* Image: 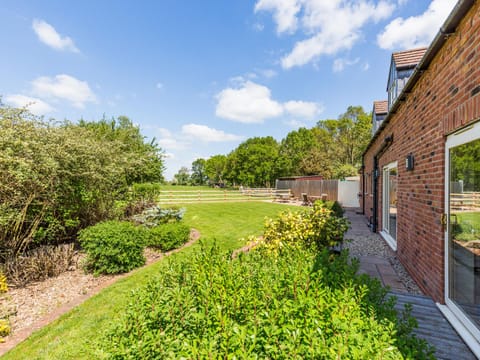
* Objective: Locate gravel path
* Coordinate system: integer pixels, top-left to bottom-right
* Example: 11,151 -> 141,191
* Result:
343,209 -> 423,295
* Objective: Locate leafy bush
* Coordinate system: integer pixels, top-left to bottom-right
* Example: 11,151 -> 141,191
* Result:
145,223 -> 190,251
0,107 -> 164,268
102,244 -> 434,359
78,221 -> 146,275
260,201 -> 349,253
2,244 -> 75,287
317,199 -> 345,218
131,182 -> 162,203
132,205 -> 185,227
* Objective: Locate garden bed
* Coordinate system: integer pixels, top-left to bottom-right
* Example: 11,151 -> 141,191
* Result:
0,229 -> 199,351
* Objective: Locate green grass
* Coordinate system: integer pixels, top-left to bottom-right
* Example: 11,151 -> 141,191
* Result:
3,201 -> 300,359
454,211 -> 480,241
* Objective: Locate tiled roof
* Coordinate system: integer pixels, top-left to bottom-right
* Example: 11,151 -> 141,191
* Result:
373,100 -> 388,114
392,47 -> 427,69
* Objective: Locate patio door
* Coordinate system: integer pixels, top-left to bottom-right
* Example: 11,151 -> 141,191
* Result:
445,121 -> 480,340
382,162 -> 398,250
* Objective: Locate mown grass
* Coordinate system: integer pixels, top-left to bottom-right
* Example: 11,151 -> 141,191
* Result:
3,201 -> 300,359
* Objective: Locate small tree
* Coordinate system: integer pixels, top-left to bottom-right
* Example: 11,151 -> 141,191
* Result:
173,167 -> 191,185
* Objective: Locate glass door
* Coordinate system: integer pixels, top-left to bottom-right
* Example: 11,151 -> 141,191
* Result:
382,162 -> 398,250
446,122 -> 480,338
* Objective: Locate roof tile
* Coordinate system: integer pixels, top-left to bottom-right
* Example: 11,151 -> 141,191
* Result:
392,47 -> 427,69
373,100 -> 388,114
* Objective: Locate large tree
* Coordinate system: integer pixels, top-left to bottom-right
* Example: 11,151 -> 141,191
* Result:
205,154 -> 227,185
173,166 -> 191,185
279,127 -> 318,176
191,158 -> 208,185
225,137 -> 280,187
316,106 -> 371,178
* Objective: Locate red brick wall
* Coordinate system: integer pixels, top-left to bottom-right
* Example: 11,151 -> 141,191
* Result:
361,2 -> 480,303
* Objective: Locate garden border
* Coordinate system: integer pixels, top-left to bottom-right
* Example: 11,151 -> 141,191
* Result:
0,229 -> 200,356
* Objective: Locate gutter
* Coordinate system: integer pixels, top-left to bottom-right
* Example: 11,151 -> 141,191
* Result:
363,0 -> 475,156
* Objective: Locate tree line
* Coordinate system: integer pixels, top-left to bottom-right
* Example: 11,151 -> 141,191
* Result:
174,106 -> 372,187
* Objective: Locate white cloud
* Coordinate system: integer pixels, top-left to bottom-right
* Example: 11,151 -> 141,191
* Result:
259,68 -> 278,78
181,124 -> 243,142
256,0 -> 395,69
156,127 -> 173,138
156,82 -> 164,89
377,0 -> 457,50
255,0 -> 301,34
332,57 -> 360,72
32,19 -> 79,53
284,119 -> 307,128
215,80 -> 284,123
362,62 -> 370,71
157,137 -> 189,150
4,94 -> 54,115
284,100 -> 323,119
31,74 -> 96,108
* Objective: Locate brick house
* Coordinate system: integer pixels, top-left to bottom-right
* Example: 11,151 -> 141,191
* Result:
360,0 -> 480,354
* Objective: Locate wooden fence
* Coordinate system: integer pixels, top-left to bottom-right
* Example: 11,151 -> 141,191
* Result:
451,192 -> 480,211
276,179 -> 339,201
157,188 -> 293,205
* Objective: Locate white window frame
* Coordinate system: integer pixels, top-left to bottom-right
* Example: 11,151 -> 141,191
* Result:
381,161 -> 398,251
439,121 -> 480,358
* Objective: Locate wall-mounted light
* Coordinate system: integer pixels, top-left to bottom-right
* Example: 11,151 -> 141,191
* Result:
406,153 -> 414,171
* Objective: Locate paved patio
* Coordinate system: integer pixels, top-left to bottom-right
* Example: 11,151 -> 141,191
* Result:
344,208 -> 408,292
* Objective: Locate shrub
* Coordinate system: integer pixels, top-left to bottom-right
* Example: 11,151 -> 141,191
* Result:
132,205 -> 185,227
131,182 -> 162,203
145,223 -> 190,251
102,244 -> 434,359
0,271 -> 10,342
0,108 -> 164,263
318,199 -> 345,218
78,221 -> 146,275
0,319 -> 10,341
260,201 -> 349,253
0,272 -> 7,294
2,244 -> 75,287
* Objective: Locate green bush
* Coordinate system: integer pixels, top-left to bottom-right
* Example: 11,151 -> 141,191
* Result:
260,201 -> 349,253
145,223 -> 190,251
131,182 -> 162,203
78,221 -> 146,275
0,108 -> 164,264
321,199 -> 345,218
102,244 -> 434,359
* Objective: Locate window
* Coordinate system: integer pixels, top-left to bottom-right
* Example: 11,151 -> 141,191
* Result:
381,162 -> 398,250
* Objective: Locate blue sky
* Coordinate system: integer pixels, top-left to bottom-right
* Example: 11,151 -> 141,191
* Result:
1,0 -> 457,179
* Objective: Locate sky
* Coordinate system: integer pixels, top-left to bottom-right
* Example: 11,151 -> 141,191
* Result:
1,0 -> 458,180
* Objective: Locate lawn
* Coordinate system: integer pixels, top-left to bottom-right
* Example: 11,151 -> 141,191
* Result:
453,211 -> 480,241
3,201 -> 300,359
